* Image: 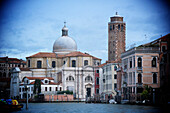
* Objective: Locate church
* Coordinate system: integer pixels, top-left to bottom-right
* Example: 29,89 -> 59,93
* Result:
10,23 -> 101,100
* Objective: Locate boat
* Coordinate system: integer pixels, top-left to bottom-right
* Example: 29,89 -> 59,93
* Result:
0,99 -> 24,112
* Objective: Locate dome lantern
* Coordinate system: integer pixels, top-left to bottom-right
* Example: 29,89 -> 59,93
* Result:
62,22 -> 68,36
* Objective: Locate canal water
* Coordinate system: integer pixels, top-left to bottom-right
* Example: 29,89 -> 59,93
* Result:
12,103 -> 162,113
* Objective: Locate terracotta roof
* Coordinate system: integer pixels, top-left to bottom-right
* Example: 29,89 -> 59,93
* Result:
30,81 -> 44,85
0,57 -> 26,64
26,51 -> 102,60
20,68 -> 31,71
98,60 -> 120,68
26,52 -> 56,58
24,76 -> 54,80
49,82 -> 58,85
65,51 -> 91,57
29,81 -> 59,85
98,63 -> 107,68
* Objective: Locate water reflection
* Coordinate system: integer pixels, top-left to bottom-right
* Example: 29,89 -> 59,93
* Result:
12,103 -> 161,113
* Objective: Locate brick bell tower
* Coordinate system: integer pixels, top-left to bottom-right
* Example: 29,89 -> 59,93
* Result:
108,12 -> 126,61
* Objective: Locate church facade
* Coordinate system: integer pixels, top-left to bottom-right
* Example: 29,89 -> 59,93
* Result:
10,24 -> 101,100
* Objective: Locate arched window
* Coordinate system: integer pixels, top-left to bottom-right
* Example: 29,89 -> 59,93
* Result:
113,25 -> 114,30
37,60 -> 42,68
152,57 -> 156,67
85,76 -> 93,82
121,25 -> 123,31
52,61 -> 56,68
66,76 -> 74,81
138,73 -> 142,83
153,73 -> 157,83
137,57 -> 142,68
72,60 -> 76,67
118,24 -> 120,30
84,60 -> 88,66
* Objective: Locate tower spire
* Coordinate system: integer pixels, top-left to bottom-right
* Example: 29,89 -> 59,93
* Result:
64,21 -> 66,27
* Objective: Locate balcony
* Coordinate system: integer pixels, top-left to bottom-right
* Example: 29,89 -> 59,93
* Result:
136,83 -> 143,87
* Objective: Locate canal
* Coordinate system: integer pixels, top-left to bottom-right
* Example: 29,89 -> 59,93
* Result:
13,103 -> 162,113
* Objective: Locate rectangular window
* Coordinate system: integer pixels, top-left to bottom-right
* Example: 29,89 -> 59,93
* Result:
52,61 -> 56,68
28,60 -> 30,67
96,88 -> 99,94
45,87 -> 47,91
37,60 -> 42,68
129,72 -> 132,85
96,70 -> 99,73
84,60 -> 88,66
133,56 -> 135,67
72,60 -> 76,67
56,87 -> 58,91
49,87 -> 52,91
133,72 -> 135,85
96,77 -> 99,85
114,83 -> 117,90
114,74 -> 117,79
19,88 -> 21,92
103,79 -> 105,83
60,87 -> 62,91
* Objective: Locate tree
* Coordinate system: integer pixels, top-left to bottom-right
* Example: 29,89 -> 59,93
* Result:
33,79 -> 41,94
141,85 -> 152,100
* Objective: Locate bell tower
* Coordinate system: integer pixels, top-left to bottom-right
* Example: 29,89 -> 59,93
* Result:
108,12 -> 126,61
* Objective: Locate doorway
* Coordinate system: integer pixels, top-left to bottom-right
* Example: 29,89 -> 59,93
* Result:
86,88 -> 91,97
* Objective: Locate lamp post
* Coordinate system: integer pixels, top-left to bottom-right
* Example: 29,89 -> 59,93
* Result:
24,83 -> 28,110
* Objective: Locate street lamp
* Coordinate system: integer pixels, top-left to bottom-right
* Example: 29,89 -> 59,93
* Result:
24,83 -> 28,110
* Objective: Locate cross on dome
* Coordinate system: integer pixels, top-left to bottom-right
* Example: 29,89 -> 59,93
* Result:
64,21 -> 66,27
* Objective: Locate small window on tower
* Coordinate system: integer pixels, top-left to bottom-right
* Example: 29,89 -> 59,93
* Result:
110,25 -> 112,31
118,24 -> 120,30
121,25 -> 123,31
113,25 -> 114,30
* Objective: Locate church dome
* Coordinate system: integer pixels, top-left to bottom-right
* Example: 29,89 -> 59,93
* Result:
53,24 -> 77,53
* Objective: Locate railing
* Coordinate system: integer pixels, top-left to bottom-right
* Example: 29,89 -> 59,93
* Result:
136,83 -> 143,87
41,91 -> 58,95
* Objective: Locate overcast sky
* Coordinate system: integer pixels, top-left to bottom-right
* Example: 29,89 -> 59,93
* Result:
0,0 -> 169,63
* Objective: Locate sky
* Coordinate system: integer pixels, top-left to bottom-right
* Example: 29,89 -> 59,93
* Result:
0,0 -> 169,63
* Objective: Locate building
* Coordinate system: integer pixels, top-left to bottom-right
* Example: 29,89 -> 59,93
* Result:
108,12 -> 126,61
10,23 -> 101,101
159,34 -> 170,104
94,68 -> 100,95
0,57 -> 26,98
10,67 -> 32,98
19,76 -> 62,99
99,61 -> 119,102
121,40 -> 160,102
